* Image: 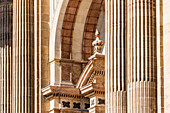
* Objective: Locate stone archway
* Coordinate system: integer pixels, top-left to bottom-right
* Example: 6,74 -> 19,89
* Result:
49,0 -> 105,87
46,0 -> 106,112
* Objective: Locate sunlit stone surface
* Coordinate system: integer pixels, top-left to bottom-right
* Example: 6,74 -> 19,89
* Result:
0,0 -> 169,113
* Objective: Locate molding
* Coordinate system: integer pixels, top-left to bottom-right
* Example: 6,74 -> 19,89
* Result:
80,83 -> 105,98
49,58 -> 89,64
76,53 -> 105,88
49,108 -> 89,112
42,85 -> 88,99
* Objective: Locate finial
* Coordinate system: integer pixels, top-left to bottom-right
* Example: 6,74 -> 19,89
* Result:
95,29 -> 100,37
92,30 -> 103,53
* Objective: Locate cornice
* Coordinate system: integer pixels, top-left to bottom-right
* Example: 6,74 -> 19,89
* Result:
42,85 -> 87,99
49,58 -> 89,64
80,83 -> 105,97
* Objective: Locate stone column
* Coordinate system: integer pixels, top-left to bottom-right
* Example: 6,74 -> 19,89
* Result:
127,0 -> 157,112
163,0 -> 170,112
12,0 -> 34,113
105,0 -> 127,113
0,1 -> 13,113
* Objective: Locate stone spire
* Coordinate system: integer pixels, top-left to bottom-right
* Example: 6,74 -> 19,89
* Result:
92,30 -> 103,54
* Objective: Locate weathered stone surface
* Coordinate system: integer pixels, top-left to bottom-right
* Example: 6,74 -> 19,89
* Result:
0,0 -> 170,113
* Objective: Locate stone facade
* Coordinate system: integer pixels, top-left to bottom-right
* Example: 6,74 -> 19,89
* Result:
0,0 -> 170,113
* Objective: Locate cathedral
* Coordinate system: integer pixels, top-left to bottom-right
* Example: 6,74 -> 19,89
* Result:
0,0 -> 169,113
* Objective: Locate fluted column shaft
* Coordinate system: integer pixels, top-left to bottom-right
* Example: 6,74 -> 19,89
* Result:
0,2 -> 13,113
127,0 -> 157,112
105,0 -> 127,113
13,0 -> 34,113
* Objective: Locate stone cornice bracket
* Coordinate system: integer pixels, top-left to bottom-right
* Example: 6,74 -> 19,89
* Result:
92,29 -> 103,54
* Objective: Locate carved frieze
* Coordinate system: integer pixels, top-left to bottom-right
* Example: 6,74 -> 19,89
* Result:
62,101 -> 70,108
85,103 -> 90,109
73,102 -> 80,109
98,98 -> 105,104
91,99 -> 95,106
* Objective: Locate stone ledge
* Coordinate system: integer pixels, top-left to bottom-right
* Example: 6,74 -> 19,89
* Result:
49,108 -> 89,113
80,83 -> 105,98
42,85 -> 87,99
49,58 -> 89,64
